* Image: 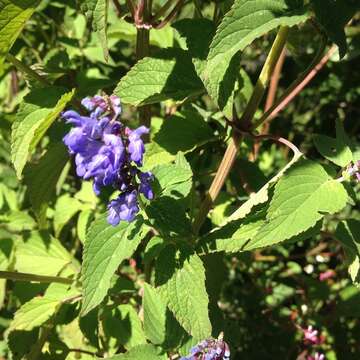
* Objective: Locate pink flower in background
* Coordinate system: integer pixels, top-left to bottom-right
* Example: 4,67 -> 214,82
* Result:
307,352 -> 325,360
319,270 -> 335,281
303,326 -> 320,345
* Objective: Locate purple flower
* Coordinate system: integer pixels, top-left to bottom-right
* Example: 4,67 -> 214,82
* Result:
81,94 -> 121,118
138,171 -> 154,200
181,337 -> 230,360
63,94 -> 154,226
126,126 -> 149,165
107,190 -> 139,225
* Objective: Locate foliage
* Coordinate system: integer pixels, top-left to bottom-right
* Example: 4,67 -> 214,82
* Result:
0,0 -> 359,359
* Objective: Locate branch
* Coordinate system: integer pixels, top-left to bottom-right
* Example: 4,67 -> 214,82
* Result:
253,39 -> 332,129
192,27 -> 290,234
6,53 -> 50,86
153,0 -> 185,29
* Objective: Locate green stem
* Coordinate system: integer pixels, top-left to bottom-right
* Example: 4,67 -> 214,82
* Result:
253,36 -> 328,129
192,27 -> 289,235
240,26 -> 290,129
152,0 -> 176,22
0,271 -> 73,285
6,53 -> 50,86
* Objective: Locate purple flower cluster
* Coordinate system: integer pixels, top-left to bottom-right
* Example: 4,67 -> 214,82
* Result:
62,94 -> 153,226
181,337 -> 230,360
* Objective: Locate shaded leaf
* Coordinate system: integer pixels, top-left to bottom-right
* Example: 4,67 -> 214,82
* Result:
81,215 -> 146,315
156,247 -> 212,340
153,110 -> 215,155
24,142 -> 68,224
335,220 -> 360,285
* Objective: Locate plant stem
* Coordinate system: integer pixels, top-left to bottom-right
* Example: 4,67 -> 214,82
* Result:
154,0 -> 185,29
152,0 -> 176,22
251,47 -> 286,160
239,26 -> 290,129
6,53 -> 50,86
253,39 -> 330,129
0,270 -> 73,285
192,27 -> 289,234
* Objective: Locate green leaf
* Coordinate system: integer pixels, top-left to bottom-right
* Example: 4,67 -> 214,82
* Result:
151,161 -> 192,199
146,161 -> 193,237
24,142 -> 69,224
250,159 -> 348,249
312,0 -> 360,58
205,0 -> 309,110
11,87 -> 75,178
156,247 -> 212,340
54,194 -> 85,237
77,209 -> 94,244
9,283 -> 76,332
143,283 -> 166,345
114,48 -> 204,106
103,304 -> 146,351
313,120 -> 353,167
153,110 -> 215,155
143,283 -> 186,349
81,215 -> 146,316
15,231 -> 73,277
80,0 -> 109,61
142,143 -> 176,172
173,18 -> 240,118
335,220 -> 360,284
200,211 -> 322,254
102,344 -> 167,360
227,152 -> 303,223
0,0 -> 40,66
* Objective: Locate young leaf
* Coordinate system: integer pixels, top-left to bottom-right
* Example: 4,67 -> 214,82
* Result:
24,142 -> 69,224
11,87 -> 75,178
153,110 -> 215,155
103,344 -> 167,360
81,215 -> 146,316
15,231 -> 73,277
335,220 -> 360,285
0,0 -> 40,65
156,247 -> 212,340
80,0 -> 109,61
249,159 -> 348,249
205,0 -> 309,107
114,48 -> 204,106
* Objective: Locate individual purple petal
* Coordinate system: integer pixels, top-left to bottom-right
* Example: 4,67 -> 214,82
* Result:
127,126 -> 149,165
138,171 -> 154,200
107,190 -> 139,225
